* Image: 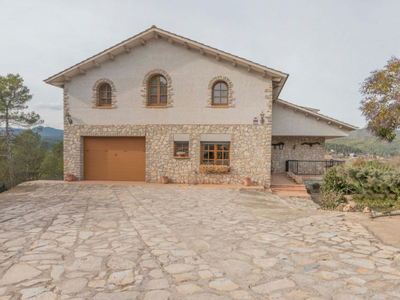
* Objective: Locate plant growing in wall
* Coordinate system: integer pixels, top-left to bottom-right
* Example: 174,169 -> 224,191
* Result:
198,165 -> 230,174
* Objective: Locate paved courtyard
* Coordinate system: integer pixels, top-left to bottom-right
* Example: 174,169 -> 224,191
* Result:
0,182 -> 399,300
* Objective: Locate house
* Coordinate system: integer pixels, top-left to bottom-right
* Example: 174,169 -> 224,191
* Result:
44,26 -> 357,187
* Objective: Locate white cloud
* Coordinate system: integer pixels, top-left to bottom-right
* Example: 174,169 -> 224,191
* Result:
34,102 -> 62,111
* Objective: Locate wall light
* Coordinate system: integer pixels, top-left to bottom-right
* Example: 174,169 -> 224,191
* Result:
65,111 -> 73,125
260,111 -> 265,124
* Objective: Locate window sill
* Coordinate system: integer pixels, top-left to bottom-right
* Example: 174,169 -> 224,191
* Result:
173,156 -> 189,159
199,171 -> 231,174
92,106 -> 114,109
209,105 -> 229,108
146,106 -> 168,108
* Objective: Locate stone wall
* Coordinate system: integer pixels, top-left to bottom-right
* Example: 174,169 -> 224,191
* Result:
64,124 -> 272,187
271,136 -> 325,174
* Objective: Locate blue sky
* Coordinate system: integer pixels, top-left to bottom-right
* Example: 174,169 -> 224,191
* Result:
0,0 -> 399,129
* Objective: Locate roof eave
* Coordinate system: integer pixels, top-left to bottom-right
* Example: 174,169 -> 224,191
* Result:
274,74 -> 289,100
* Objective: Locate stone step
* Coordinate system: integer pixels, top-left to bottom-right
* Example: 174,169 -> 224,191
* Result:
270,184 -> 307,190
271,188 -> 307,193
272,190 -> 311,198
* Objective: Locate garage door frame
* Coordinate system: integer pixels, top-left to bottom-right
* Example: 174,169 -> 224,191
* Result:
83,136 -> 146,181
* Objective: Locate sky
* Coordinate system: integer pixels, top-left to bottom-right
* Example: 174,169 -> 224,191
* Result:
0,0 -> 399,129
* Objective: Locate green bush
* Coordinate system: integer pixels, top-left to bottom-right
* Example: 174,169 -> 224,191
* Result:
364,160 -> 393,172
353,195 -> 400,213
320,167 -> 347,195
321,164 -> 400,212
321,190 -> 346,210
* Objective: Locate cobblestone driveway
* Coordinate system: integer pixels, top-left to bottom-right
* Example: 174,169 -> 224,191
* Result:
0,182 -> 399,300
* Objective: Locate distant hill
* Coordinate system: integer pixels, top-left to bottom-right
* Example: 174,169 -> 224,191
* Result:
0,126 -> 63,148
33,126 -> 63,148
347,128 -> 400,139
326,128 -> 400,157
0,126 -> 63,136
34,126 -> 63,138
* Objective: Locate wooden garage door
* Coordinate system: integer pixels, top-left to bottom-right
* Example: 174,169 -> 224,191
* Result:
84,137 -> 145,181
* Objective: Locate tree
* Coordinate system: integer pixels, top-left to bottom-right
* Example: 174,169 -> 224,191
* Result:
360,56 -> 400,142
0,74 -> 43,187
39,141 -> 63,180
12,130 -> 47,184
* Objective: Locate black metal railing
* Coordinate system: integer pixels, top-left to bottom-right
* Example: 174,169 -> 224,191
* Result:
285,160 -> 345,175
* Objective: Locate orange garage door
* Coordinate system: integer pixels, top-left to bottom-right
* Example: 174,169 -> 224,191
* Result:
84,137 -> 145,181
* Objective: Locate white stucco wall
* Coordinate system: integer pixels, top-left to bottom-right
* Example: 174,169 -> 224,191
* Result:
65,38 -> 272,125
272,102 -> 351,137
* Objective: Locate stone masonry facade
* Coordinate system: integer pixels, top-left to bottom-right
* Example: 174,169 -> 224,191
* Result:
271,136 -> 325,174
64,124 -> 272,187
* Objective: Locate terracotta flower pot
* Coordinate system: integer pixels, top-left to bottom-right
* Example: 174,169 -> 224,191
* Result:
66,174 -> 74,182
161,176 -> 169,184
244,178 -> 251,186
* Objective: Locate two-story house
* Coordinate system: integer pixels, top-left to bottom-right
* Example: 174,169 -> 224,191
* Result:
44,26 -> 357,187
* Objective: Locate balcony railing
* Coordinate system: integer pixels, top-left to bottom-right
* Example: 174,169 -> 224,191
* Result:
285,160 -> 345,175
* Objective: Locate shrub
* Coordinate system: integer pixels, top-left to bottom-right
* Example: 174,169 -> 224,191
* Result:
320,163 -> 400,212
321,190 -> 346,210
353,194 -> 400,213
364,160 -> 393,172
198,165 -> 230,174
352,156 -> 365,167
320,167 -> 347,195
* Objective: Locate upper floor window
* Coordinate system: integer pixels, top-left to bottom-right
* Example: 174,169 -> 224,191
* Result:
212,81 -> 228,106
99,83 -> 112,106
148,75 -> 167,106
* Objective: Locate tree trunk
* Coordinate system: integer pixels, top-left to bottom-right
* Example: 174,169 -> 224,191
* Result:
5,115 -> 14,187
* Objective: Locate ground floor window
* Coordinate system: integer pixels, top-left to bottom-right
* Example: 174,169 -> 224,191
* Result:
174,141 -> 189,157
201,142 -> 230,165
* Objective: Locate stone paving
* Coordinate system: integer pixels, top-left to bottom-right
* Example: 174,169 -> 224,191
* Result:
0,182 -> 399,300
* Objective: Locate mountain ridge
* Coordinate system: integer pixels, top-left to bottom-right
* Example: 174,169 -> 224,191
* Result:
327,128 -> 400,157
0,126 -> 63,137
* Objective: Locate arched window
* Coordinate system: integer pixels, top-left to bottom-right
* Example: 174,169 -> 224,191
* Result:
212,81 -> 228,106
148,75 -> 167,106
99,83 -> 112,106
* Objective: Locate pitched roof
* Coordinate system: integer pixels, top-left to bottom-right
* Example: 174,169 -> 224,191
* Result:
44,26 -> 289,97
275,99 -> 358,130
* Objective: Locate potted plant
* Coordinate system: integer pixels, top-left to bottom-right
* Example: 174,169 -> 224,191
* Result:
161,175 -> 169,184
244,177 -> 251,186
66,174 -> 74,182
176,151 -> 186,157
